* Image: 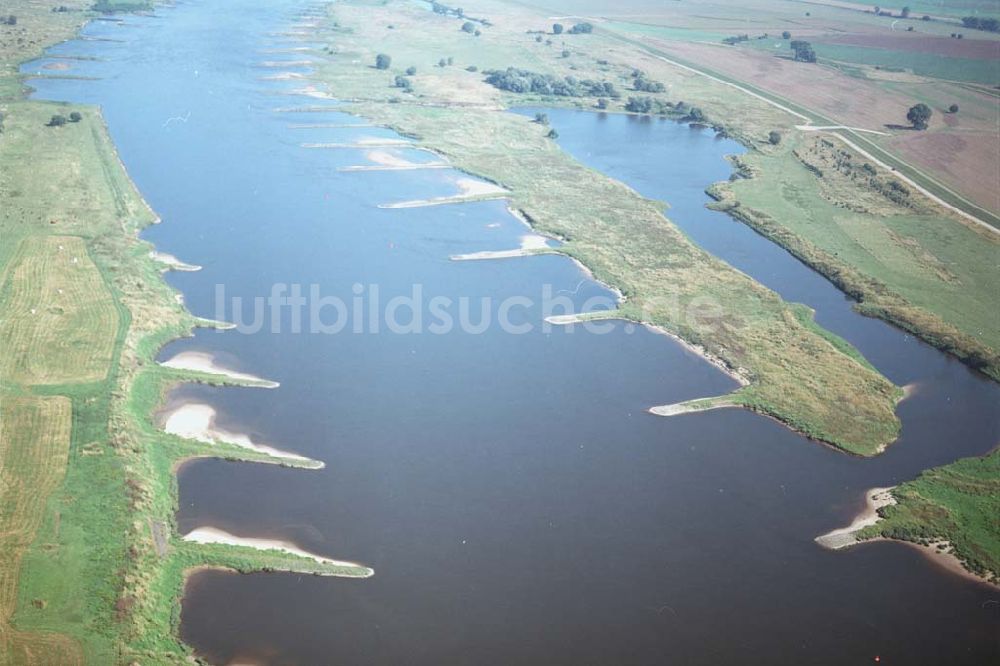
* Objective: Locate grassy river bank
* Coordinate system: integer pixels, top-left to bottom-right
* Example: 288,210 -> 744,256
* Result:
0,3 -> 370,662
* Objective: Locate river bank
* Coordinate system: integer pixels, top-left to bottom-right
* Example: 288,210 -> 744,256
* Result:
817,486 -> 999,589
2,3 -> 373,661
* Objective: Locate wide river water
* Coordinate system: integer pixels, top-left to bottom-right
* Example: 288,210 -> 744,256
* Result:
25,1 -> 999,664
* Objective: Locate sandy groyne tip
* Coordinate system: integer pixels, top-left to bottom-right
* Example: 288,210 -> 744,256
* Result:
184,526 -> 372,576
815,487 -> 896,550
451,234 -> 553,261
150,250 -> 201,272
162,402 -> 321,467
160,351 -> 279,388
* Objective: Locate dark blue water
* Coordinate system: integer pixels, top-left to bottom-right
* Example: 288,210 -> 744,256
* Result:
25,2 -> 1000,665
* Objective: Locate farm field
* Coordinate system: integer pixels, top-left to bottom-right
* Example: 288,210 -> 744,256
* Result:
0,395 -> 81,664
0,236 -> 120,386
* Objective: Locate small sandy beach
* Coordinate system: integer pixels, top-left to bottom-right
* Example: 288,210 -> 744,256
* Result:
815,487 -> 896,550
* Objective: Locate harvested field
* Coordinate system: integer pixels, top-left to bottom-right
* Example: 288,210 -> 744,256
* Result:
652,39 -> 919,131
821,33 -> 1000,59
0,395 -> 80,664
0,236 -> 119,385
889,130 -> 1000,214
646,38 -> 1000,214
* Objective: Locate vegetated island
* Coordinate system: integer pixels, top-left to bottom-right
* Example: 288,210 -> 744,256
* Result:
0,1 -> 370,663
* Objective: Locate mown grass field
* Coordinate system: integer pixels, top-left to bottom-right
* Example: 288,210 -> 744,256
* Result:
0,236 -> 119,385
319,0 -> 903,455
0,395 -> 83,665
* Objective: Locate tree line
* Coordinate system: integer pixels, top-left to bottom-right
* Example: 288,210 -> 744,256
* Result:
961,16 -> 999,32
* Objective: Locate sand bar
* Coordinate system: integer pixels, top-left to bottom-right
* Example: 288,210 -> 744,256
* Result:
184,527 -> 372,576
162,402 -> 321,467
380,177 -> 509,209
149,250 -> 201,272
815,487 -> 896,549
288,123 -> 374,129
261,72 -> 306,81
160,351 -> 279,387
339,149 -> 448,171
259,59 -> 314,68
451,234 -> 554,261
303,138 -> 412,149
649,396 -> 739,417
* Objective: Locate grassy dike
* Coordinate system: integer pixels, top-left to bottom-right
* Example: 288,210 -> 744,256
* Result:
1,7 -> 370,664
310,0 -> 902,455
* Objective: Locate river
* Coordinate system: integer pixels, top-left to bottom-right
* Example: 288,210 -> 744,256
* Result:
24,1 -> 999,664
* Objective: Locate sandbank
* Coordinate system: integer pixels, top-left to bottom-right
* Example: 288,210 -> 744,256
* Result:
161,402 -> 321,467
183,527 -> 372,576
451,234 -> 554,261
149,250 -> 201,272
814,487 -> 896,550
159,350 -> 279,388
380,177 -> 509,209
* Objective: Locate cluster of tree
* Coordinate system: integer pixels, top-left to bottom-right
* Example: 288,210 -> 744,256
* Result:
394,75 -> 412,92
790,40 -> 817,62
483,67 -> 620,98
961,16 -> 999,32
624,96 -> 666,114
431,2 -> 491,26
907,103 -> 931,129
722,34 -> 750,46
438,56 -> 454,67
624,97 -> 706,121
431,2 -> 462,17
567,22 -> 593,34
873,5 -> 913,17
631,70 -> 666,92
1,15 -> 16,25
949,32 -> 965,39
52,5 -> 71,12
93,1 -> 150,13
47,112 -> 82,127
